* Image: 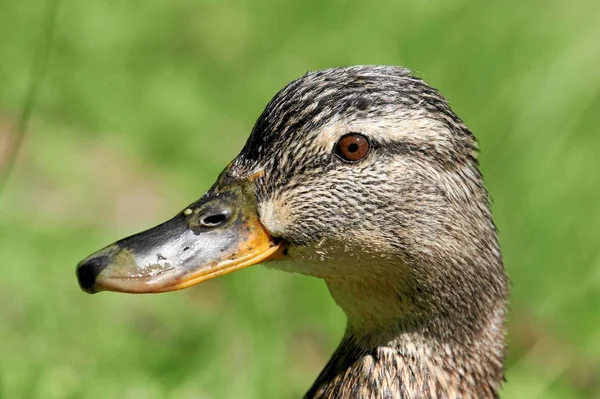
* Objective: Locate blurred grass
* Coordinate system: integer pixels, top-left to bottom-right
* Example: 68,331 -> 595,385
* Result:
1,0 -> 599,398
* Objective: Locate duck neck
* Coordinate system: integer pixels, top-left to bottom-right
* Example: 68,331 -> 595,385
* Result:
304,273 -> 507,399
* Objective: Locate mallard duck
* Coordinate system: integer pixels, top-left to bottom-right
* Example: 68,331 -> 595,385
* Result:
76,65 -> 508,398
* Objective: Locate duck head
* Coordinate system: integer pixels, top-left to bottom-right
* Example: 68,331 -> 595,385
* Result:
77,66 -> 507,338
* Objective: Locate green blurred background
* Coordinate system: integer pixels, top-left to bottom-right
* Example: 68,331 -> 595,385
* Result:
1,0 -> 599,398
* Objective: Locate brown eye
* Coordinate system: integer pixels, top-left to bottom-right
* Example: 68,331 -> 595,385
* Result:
334,133 -> 370,162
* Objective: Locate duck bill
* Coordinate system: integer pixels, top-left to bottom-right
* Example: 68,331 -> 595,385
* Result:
76,175 -> 283,294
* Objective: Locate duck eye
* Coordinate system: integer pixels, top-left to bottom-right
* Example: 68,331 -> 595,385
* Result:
334,133 -> 370,162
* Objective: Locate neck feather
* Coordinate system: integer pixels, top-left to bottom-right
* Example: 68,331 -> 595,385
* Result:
304,323 -> 505,399
304,266 -> 507,399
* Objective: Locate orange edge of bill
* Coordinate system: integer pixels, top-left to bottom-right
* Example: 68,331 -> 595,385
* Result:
152,240 -> 285,293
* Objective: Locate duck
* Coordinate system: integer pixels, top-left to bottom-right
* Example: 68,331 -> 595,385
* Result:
76,65 -> 509,398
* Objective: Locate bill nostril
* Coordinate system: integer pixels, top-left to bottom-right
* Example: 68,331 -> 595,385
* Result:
76,256 -> 110,294
200,210 -> 230,227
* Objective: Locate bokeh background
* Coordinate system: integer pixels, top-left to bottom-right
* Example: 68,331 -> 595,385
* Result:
1,0 -> 599,398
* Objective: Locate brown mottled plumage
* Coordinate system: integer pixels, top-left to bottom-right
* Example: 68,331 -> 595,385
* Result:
77,65 -> 509,398
229,66 -> 508,398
